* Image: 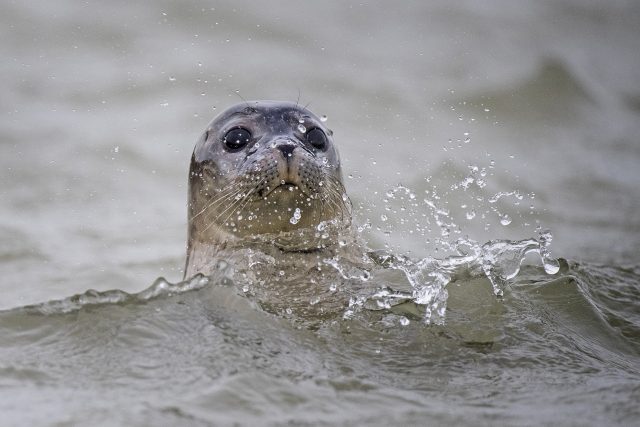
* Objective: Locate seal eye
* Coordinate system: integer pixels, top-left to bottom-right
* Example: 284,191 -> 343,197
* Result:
223,128 -> 251,150
306,128 -> 327,151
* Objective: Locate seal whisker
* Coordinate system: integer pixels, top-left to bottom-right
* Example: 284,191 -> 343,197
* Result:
191,184 -> 246,220
197,185 -> 252,230
204,176 -> 266,232
226,189 -> 263,230
201,182 -> 264,237
206,188 -> 252,226
218,184 -> 261,228
196,189 -> 249,226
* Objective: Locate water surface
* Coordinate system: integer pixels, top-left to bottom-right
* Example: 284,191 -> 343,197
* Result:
1,0 -> 639,425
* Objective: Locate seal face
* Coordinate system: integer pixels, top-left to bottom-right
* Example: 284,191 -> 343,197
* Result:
185,101 -> 352,278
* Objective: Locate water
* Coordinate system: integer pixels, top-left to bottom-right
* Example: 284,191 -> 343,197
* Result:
1,0 -> 640,425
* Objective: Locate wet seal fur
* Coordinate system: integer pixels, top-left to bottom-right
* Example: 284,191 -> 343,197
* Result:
184,101 -> 352,278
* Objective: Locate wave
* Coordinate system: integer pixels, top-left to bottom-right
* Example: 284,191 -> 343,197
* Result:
3,273 -> 212,316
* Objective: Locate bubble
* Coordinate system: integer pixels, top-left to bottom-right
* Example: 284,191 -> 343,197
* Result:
500,214 -> 512,226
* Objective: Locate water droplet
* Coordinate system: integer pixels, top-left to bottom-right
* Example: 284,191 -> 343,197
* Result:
500,214 -> 512,226
168,76 -> 176,82
114,146 -> 119,153
399,316 -> 410,326
380,214 -> 388,222
320,115 -> 327,122
466,210 -> 476,220
160,101 -> 169,107
297,124 -> 306,133
289,207 -> 302,224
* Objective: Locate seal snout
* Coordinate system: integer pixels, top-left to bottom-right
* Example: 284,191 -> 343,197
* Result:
277,144 -> 296,159
273,140 -> 304,186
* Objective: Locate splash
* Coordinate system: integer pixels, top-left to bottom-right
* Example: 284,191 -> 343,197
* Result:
334,165 -> 560,324
331,230 -> 560,325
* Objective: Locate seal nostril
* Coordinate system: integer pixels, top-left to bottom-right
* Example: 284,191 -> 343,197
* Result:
277,144 -> 296,158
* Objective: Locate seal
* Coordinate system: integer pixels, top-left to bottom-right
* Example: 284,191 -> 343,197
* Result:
184,101 -> 352,278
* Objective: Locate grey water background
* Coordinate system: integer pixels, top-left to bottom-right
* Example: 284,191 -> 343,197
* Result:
1,0 -> 639,426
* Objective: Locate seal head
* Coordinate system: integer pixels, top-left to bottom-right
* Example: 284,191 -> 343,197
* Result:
185,101 -> 351,277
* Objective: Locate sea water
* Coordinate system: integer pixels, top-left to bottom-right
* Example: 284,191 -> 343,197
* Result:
1,1 -> 639,425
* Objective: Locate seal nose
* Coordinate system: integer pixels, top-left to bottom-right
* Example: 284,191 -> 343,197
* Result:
277,144 -> 296,158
